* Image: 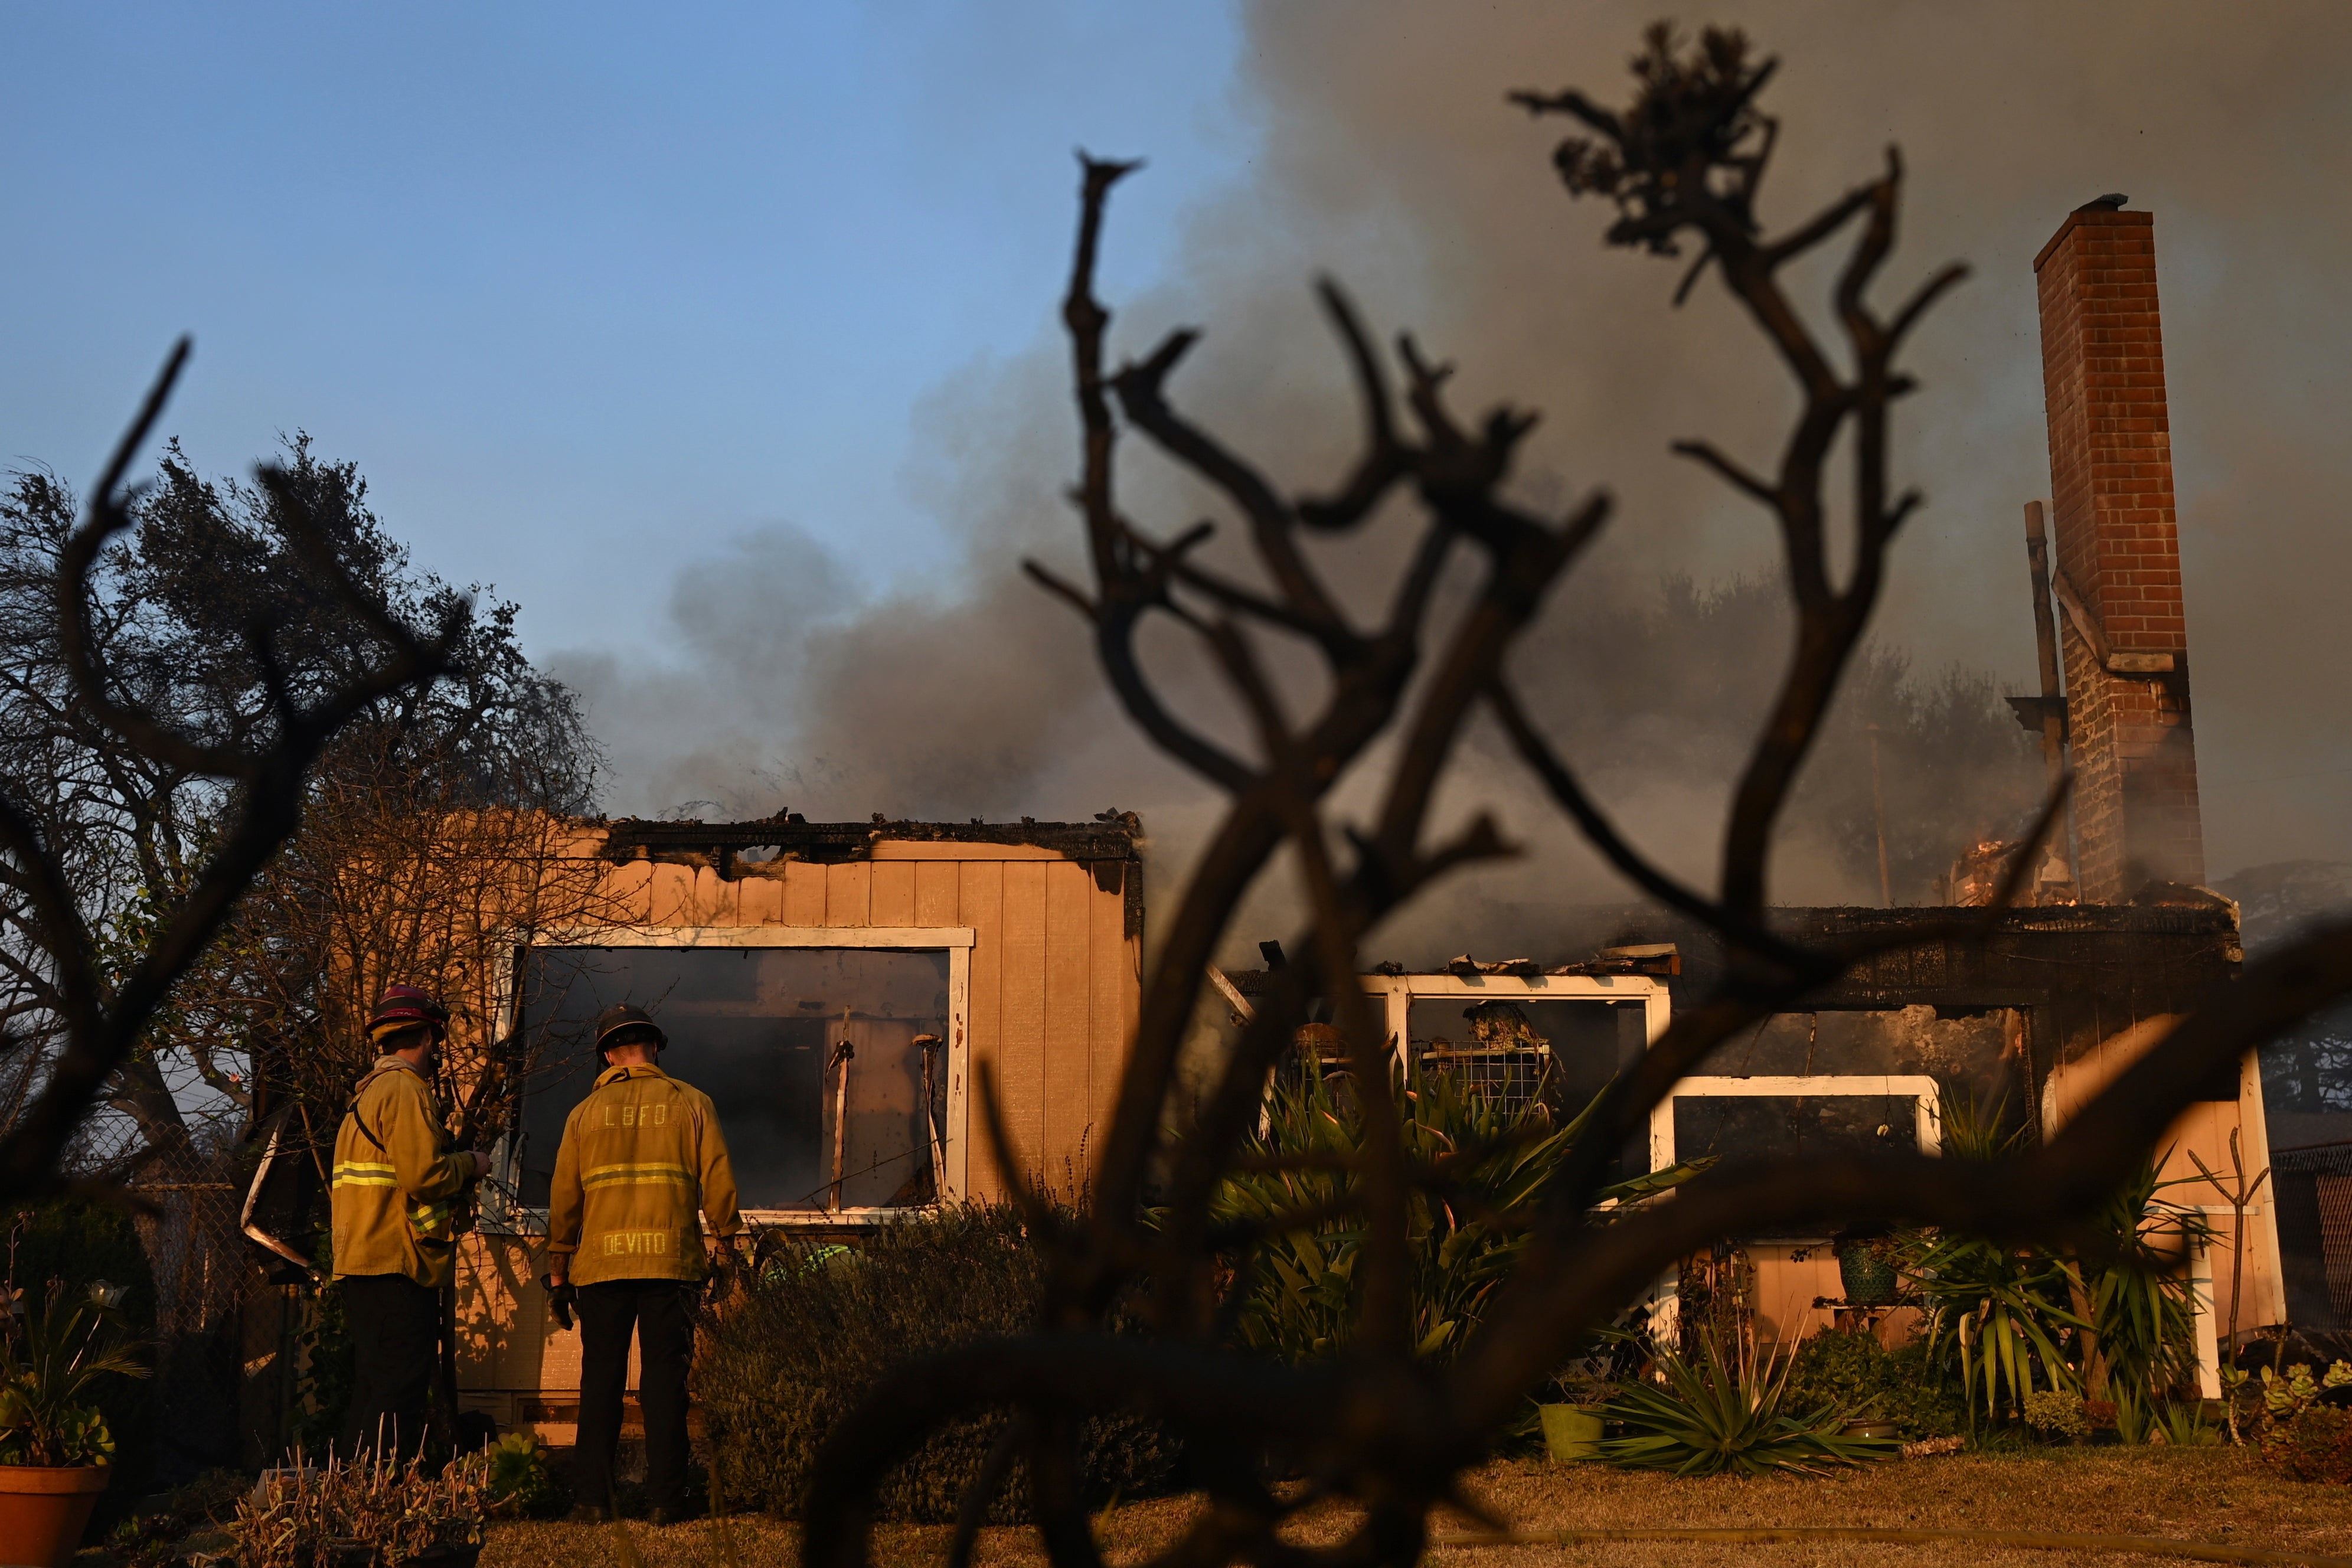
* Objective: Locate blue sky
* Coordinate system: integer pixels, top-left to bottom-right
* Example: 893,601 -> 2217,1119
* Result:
1,3 -> 1248,656
8,3 -> 2351,883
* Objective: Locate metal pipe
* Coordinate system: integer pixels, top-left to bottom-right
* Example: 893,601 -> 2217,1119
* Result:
2024,499 -> 2075,891
1867,722 -> 1893,907
829,1037 -> 854,1211
916,1034 -> 946,1198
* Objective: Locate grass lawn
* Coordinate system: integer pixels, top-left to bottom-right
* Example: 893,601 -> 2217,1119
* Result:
481,1446 -> 2352,1568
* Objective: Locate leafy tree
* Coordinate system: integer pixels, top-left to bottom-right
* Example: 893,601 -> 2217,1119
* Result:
0,436 -> 596,1170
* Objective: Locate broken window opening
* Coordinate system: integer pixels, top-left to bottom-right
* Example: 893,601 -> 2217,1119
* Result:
1651,1074 -> 1944,1173
1403,997 -> 1629,1122
510,943 -> 956,1216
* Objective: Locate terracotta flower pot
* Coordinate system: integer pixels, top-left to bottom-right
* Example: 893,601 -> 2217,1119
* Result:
0,1464 -> 109,1568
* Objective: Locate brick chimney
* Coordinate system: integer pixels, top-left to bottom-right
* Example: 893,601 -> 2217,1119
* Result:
2034,202 -> 2204,901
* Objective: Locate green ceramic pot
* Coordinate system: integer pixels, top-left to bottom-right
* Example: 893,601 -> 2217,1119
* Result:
1538,1404 -> 1603,1461
1836,1244 -> 1900,1306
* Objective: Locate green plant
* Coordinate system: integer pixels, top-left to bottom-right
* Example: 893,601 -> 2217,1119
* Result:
1888,1096 -> 2080,1423
1597,1334 -> 1896,1478
2021,1389 -> 2090,1443
484,1431 -> 570,1520
2,1204 -> 156,1492
1781,1330 -> 1965,1442
2084,1158 -> 2211,1443
2150,1398 -> 2220,1448
1897,1116 -> 2207,1438
696,1204 -> 1175,1522
1903,1228 -> 2085,1422
2260,1360 -> 2352,1423
1214,1061 -> 1703,1368
0,1273 -> 149,1467
2261,1405 -> 2352,1482
234,1449 -> 488,1568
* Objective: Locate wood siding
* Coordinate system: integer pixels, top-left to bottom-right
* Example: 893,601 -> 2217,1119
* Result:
458,837 -> 1139,1409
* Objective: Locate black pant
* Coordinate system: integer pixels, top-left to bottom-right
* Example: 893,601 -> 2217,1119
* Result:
576,1279 -> 695,1514
338,1273 -> 441,1460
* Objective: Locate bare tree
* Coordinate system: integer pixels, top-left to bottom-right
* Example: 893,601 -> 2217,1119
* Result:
803,28 -> 2352,1568
0,341 -> 466,1198
205,722 -> 626,1175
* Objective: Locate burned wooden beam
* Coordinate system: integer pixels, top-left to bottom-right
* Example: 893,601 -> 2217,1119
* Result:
596,811 -> 1143,866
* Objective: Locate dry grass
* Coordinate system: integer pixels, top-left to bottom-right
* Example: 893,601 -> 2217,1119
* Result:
480,1448 -> 2352,1568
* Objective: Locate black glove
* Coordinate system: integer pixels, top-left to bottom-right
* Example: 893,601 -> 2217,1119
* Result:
545,1278 -> 577,1331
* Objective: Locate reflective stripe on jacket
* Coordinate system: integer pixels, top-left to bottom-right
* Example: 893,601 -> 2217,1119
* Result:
545,1064 -> 741,1285
329,1055 -> 475,1288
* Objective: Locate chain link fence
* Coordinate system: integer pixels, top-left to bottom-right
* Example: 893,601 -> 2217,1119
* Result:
125,1141 -> 265,1482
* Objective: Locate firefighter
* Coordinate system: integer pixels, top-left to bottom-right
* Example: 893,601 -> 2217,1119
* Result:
543,1003 -> 741,1524
330,985 -> 487,1458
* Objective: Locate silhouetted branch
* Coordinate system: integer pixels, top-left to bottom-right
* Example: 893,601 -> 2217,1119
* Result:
804,31 -> 2346,1568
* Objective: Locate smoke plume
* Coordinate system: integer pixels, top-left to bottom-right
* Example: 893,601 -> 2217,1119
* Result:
554,2 -> 2352,965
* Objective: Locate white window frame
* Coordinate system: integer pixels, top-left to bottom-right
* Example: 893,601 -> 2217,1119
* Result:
1651,1074 -> 1945,1172
1358,972 -> 1672,1062
505,925 -> 975,1229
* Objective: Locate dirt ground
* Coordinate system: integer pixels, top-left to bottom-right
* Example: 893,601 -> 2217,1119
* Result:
480,1446 -> 2352,1568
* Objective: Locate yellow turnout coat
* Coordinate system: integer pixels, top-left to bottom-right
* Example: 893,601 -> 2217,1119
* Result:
546,1064 -> 742,1285
330,1055 -> 476,1288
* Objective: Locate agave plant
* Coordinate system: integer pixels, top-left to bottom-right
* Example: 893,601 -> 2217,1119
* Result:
0,1278 -> 149,1466
1211,1058 -> 1701,1366
1598,1332 -> 1895,1476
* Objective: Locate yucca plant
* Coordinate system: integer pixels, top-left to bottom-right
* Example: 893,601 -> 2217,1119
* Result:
1903,1095 -> 2082,1423
1212,1058 -> 1700,1366
0,1278 -> 149,1467
1598,1332 -> 1895,1476
1904,1228 -> 2087,1423
2082,1156 -> 2210,1442
1898,1093 -> 2209,1436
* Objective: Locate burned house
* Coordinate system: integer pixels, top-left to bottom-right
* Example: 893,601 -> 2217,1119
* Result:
233,199 -> 2296,1455
446,814 -> 1144,1442
1219,195 -> 2283,1383
1218,891 -> 2263,1376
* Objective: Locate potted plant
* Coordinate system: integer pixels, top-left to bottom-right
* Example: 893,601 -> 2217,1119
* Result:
1536,1373 -> 1614,1462
1831,1225 -> 1902,1307
0,1278 -> 148,1568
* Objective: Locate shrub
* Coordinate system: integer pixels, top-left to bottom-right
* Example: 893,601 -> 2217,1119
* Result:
1598,1333 -> 1896,1478
2022,1389 -> 2090,1443
695,1204 -> 1177,1522
2261,1360 -> 2352,1423
1781,1330 -> 1966,1442
1897,1125 -> 2206,1437
104,1469 -> 245,1568
235,1452 -> 488,1568
2262,1406 -> 2352,1484
485,1432 -> 571,1520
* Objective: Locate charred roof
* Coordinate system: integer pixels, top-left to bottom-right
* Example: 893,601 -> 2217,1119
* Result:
597,810 -> 1144,868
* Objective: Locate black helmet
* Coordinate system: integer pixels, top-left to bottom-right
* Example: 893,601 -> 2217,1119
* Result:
594,1003 -> 668,1057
